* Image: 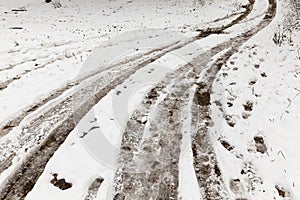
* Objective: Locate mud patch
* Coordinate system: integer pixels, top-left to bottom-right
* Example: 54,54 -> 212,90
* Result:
275,185 -> 288,198
225,114 -> 236,127
219,137 -> 234,151
243,101 -> 253,112
50,173 -> 72,190
253,135 -> 267,154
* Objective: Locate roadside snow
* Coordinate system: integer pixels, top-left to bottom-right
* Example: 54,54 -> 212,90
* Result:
211,0 -> 300,198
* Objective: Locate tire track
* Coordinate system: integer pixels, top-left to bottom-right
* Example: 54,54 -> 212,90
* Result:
0,35 -> 208,200
113,0 -> 277,199
111,43 -> 234,200
0,36 -> 105,72
0,40 -> 78,72
0,0 -> 256,198
0,42 -> 177,137
191,0 -> 277,199
113,66 -> 196,200
0,0 -> 254,138
0,47 -> 93,91
0,40 -> 180,178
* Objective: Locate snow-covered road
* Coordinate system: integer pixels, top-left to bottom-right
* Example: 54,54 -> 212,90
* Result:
0,0 -> 299,199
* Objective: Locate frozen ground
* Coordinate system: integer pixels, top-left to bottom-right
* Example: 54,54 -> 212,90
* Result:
0,0 -> 299,199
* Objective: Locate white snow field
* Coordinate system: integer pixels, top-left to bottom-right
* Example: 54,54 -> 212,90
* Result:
0,0 -> 299,199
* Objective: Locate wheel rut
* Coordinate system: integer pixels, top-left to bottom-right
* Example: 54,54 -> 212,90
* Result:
113,0 -> 277,199
0,0 -> 268,198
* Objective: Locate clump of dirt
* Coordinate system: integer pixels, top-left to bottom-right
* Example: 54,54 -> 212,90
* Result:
249,80 -> 256,85
219,137 -> 234,151
261,72 -> 267,77
227,102 -> 233,107
116,90 -> 122,95
240,162 -> 263,193
275,185 -> 286,198
242,112 -> 250,119
254,135 -> 267,154
243,101 -> 253,111
148,88 -> 159,99
198,163 -> 211,176
50,173 -> 72,190
225,115 -> 236,127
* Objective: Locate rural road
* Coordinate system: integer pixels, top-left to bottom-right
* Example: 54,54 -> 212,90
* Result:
0,0 -> 277,199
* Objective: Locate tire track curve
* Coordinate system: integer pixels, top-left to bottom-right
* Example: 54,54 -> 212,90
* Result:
113,0 -> 276,199
0,0 -> 256,199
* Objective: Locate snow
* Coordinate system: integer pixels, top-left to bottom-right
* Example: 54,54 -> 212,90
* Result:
178,85 -> 202,200
0,0 -> 299,199
24,29 -> 203,200
211,0 -> 300,198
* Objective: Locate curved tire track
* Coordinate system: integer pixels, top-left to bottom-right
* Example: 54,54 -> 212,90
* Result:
191,0 -> 276,199
0,0 -> 254,138
113,0 -> 277,199
0,0 -> 261,199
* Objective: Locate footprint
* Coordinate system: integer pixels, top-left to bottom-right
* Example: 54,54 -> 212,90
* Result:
253,135 -> 267,154
225,114 -> 236,127
243,101 -> 253,112
242,112 -> 250,119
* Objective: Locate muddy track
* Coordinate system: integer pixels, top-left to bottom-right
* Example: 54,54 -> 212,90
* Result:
113,65 -> 197,199
0,0 -> 254,176
113,0 -> 277,199
0,0 -> 260,199
0,40 -> 193,200
111,41 -> 247,199
0,0 -> 254,137
0,42 -> 178,137
191,0 -> 277,199
111,46 -> 242,200
0,10 -> 249,196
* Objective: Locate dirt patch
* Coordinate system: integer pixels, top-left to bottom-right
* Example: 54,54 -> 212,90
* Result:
254,135 -> 267,154
261,72 -> 267,77
225,115 -> 236,127
243,101 -> 253,111
275,185 -> 286,198
219,137 -> 234,151
50,173 -> 72,190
